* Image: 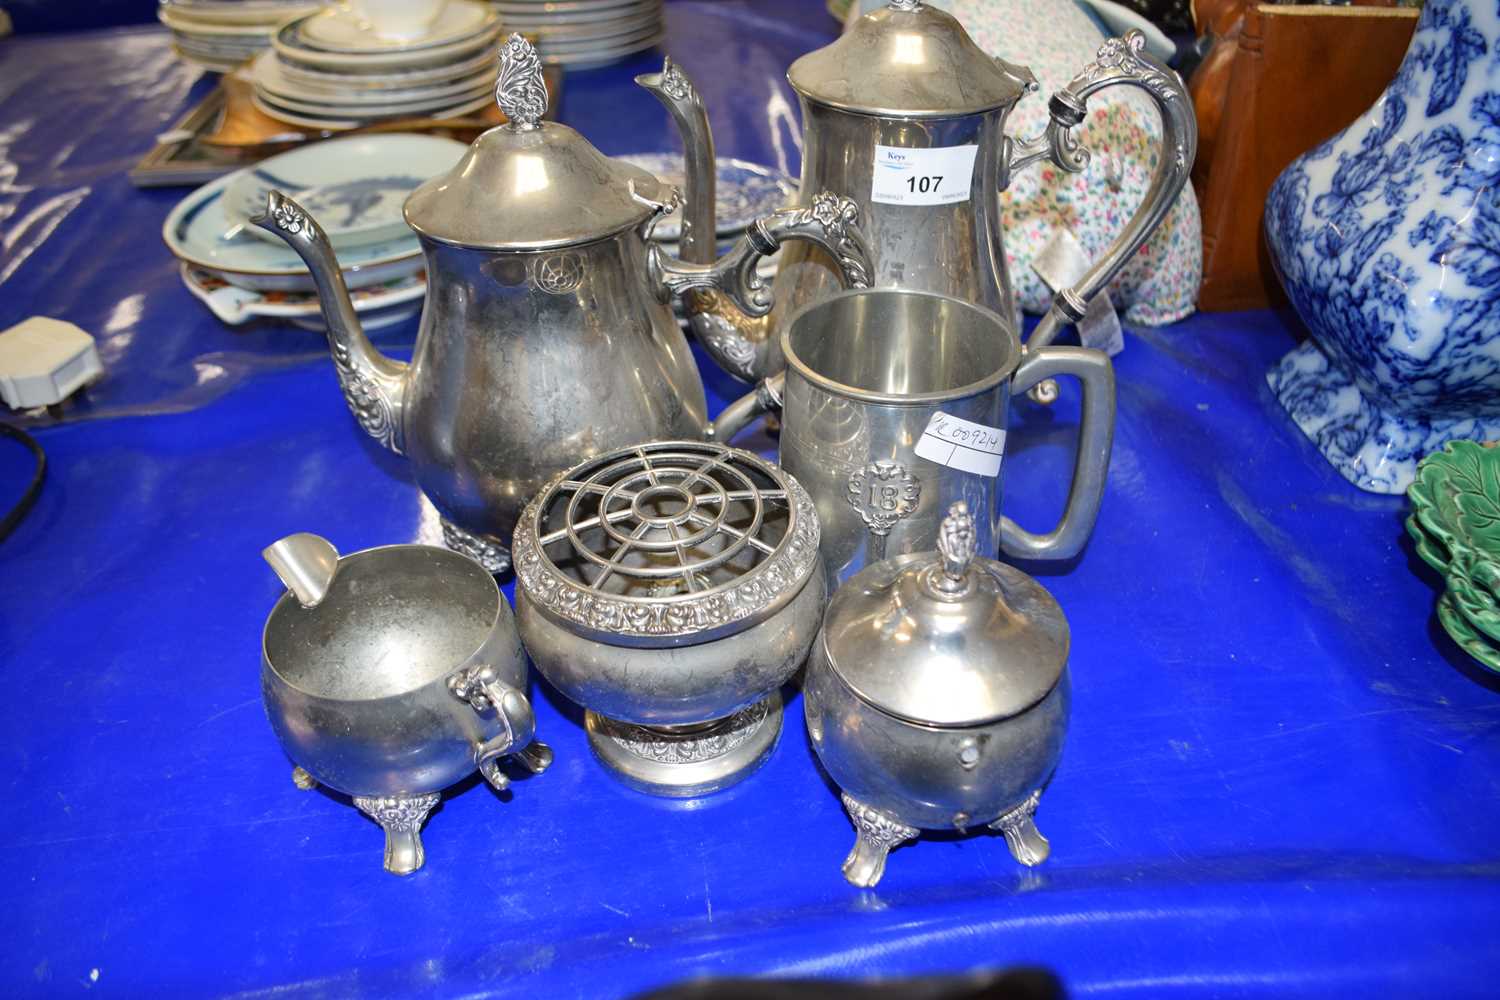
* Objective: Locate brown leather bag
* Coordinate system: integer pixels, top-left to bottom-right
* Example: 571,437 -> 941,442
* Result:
1194,4 -> 1418,311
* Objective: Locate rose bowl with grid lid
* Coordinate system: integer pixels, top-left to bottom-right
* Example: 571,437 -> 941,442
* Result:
512,441 -> 827,797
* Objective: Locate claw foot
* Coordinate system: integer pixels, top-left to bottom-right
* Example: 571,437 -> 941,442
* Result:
989,789 -> 1049,867
440,519 -> 511,575
840,793 -> 917,888
518,740 -> 554,774
353,792 -> 441,876
291,765 -> 318,790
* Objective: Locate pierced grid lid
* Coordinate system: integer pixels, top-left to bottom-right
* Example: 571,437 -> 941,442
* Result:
512,442 -> 821,648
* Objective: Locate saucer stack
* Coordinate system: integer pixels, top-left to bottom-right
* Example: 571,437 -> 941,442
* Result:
159,0 -> 321,73
495,0 -> 665,68
252,0 -> 505,130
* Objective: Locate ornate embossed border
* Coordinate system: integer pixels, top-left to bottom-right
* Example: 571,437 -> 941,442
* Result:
513,449 -> 821,645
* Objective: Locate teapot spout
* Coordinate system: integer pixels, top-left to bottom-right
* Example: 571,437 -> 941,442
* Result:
635,57 -> 716,265
251,191 -> 408,454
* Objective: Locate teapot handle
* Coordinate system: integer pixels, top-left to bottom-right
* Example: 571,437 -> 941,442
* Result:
448,664 -> 553,792
650,193 -> 871,382
1005,31 -> 1196,399
999,346 -> 1116,561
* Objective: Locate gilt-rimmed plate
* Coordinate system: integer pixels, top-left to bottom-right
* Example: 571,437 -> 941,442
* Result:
296,0 -> 497,53
180,264 -> 425,330
272,12 -> 503,72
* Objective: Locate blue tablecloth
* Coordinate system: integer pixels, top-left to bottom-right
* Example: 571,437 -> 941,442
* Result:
3,4 -> 1499,996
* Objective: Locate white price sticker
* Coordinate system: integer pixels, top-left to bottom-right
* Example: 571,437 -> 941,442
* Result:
914,411 -> 1007,478
871,144 -> 978,206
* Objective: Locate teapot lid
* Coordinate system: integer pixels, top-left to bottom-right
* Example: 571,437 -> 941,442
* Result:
787,1 -> 1032,119
404,34 -> 670,251
819,502 -> 1069,726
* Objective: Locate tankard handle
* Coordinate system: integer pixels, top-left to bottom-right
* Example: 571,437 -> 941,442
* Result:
1005,31 -> 1196,393
999,347 -> 1116,561
449,664 -> 554,792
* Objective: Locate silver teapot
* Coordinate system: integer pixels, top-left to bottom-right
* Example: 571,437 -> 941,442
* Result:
641,1 -> 1195,386
255,34 -> 871,573
805,501 -> 1071,888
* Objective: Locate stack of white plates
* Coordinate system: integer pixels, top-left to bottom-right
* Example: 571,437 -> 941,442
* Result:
160,0 -> 321,73
164,134 -> 468,329
495,0 -> 665,69
253,0 -> 504,129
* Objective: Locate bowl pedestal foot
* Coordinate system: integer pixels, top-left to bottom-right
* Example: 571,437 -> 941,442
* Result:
585,692 -> 782,798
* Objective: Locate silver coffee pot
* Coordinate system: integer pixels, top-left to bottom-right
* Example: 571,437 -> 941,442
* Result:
642,1 -> 1195,387
255,34 -> 871,573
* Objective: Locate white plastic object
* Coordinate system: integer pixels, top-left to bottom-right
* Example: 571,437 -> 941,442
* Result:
0,317 -> 104,409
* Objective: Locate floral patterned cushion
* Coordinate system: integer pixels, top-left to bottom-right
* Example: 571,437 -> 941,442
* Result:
851,0 -> 1202,325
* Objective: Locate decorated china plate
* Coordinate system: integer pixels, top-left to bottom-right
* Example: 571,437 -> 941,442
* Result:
162,170 -> 423,292
222,134 -> 466,249
180,264 -> 424,330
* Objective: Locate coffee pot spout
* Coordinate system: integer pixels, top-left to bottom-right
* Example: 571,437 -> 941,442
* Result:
635,57 -> 716,265
251,191 -> 409,454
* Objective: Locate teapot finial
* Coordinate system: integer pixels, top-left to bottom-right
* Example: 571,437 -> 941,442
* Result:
888,0 -> 923,10
495,33 -> 546,131
936,501 -> 976,590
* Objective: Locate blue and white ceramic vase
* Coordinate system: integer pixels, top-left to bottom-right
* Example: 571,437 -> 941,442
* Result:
1264,0 -> 1500,493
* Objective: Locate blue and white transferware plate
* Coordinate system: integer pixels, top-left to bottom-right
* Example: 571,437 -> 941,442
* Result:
223,134 -> 466,249
615,154 -> 798,242
163,171 -> 422,293
1264,0 -> 1500,493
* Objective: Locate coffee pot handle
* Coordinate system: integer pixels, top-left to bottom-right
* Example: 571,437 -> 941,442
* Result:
999,346 -> 1116,561
449,664 -> 553,792
1006,31 -> 1197,364
651,193 -> 870,382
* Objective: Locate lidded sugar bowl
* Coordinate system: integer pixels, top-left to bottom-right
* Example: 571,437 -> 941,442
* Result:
512,441 -> 826,797
804,502 -> 1070,887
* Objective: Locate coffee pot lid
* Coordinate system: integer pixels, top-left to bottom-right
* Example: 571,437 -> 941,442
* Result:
404,34 -> 670,251
819,502 -> 1069,726
787,1 -> 1031,118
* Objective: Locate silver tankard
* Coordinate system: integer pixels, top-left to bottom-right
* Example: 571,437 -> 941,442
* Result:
716,288 -> 1114,583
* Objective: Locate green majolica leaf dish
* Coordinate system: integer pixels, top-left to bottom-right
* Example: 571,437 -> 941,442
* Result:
1438,592 -> 1500,671
1407,440 -> 1500,671
1447,548 -> 1500,644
